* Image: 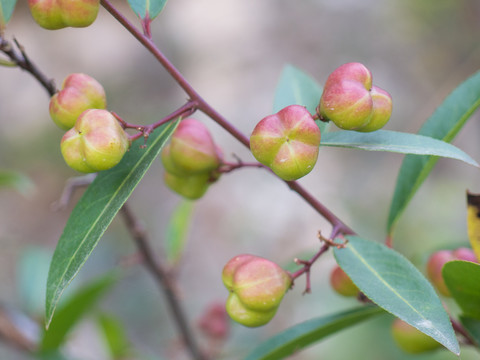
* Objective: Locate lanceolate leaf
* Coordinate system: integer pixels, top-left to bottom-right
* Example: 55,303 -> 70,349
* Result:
443,260 -> 480,320
45,121 -> 177,328
245,306 -> 383,360
128,0 -> 167,20
165,200 -> 194,265
387,70 -> 480,234
0,0 -> 17,30
41,273 -> 117,352
467,192 -> 480,261
321,130 -> 478,166
334,236 -> 460,355
273,65 -> 328,133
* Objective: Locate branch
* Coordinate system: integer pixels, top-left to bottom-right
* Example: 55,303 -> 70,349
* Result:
119,204 -> 208,360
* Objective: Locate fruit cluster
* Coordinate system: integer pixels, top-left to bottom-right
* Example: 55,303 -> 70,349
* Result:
161,119 -> 223,200
319,62 -> 392,132
50,73 -> 129,173
426,247 -> 478,296
222,254 -> 291,327
28,0 -> 100,30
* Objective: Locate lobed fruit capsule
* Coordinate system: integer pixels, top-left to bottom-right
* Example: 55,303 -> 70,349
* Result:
28,0 -> 100,30
391,318 -> 442,354
60,109 -> 129,173
250,105 -> 321,181
50,73 -> 106,130
329,265 -> 359,297
319,62 -> 392,132
222,254 -> 291,327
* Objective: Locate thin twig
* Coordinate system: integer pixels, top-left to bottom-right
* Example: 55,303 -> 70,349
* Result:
120,204 -> 208,360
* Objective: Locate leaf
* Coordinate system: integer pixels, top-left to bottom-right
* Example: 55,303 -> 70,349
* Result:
245,306 -> 383,360
333,236 -> 460,355
165,200 -> 194,265
41,273 -> 117,352
97,313 -> 132,359
0,0 -> 17,30
128,0 -> 167,20
273,65 -> 328,133
321,130 -> 478,166
443,260 -> 480,320
0,169 -> 35,196
467,191 -> 480,261
387,70 -> 480,234
460,316 -> 480,346
45,121 -> 177,328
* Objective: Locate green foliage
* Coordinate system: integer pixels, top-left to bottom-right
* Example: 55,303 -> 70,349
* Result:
334,236 -> 459,354
0,169 -> 35,196
321,130 -> 478,165
460,316 -> 480,347
245,306 -> 384,360
97,313 -> 132,359
443,260 -> 480,320
45,120 -> 177,327
388,70 -> 480,234
165,200 -> 194,265
0,0 -> 16,30
128,0 -> 167,20
41,273 -> 117,353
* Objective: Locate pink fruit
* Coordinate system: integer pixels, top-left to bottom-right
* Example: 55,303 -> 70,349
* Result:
329,265 -> 359,297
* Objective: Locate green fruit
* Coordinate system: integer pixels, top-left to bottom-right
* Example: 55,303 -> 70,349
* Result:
391,318 -> 442,354
163,172 -> 210,200
50,73 -> 106,130
169,118 -> 221,175
60,109 -> 129,173
222,254 -> 291,327
249,105 -> 321,181
329,265 -> 359,297
319,62 -> 392,132
28,0 -> 100,30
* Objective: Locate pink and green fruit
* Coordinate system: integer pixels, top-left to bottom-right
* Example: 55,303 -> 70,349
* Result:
60,109 -> 129,173
50,73 -> 106,130
28,0 -> 100,30
319,62 -> 392,132
163,171 -> 210,200
427,247 -> 478,297
222,254 -> 292,327
391,318 -> 441,354
249,105 -> 321,181
168,118 -> 222,175
329,265 -> 359,297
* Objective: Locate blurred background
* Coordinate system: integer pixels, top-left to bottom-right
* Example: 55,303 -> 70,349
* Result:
1,0 -> 480,359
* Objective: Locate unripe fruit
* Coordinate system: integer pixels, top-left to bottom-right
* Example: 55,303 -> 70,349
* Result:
391,318 -> 442,354
60,109 -> 129,173
222,254 -> 291,327
197,303 -> 230,340
329,265 -> 359,297
169,119 -> 221,175
163,172 -> 210,200
426,247 -> 478,297
50,73 -> 106,130
28,0 -> 100,30
249,105 -> 321,181
319,62 -> 392,132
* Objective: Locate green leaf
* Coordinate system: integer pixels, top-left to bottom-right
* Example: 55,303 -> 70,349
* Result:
460,316 -> 480,346
45,121 -> 177,328
165,200 -> 194,265
273,65 -> 328,133
0,169 -> 35,196
334,236 -> 460,355
97,313 -> 131,358
321,130 -> 478,166
443,260 -> 480,320
387,70 -> 480,234
0,0 -> 17,30
245,306 -> 383,360
41,273 -> 117,352
128,0 -> 167,20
